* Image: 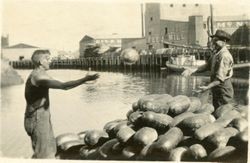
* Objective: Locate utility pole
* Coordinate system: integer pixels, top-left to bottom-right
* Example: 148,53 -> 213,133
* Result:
141,3 -> 144,37
207,4 -> 214,48
210,4 -> 214,35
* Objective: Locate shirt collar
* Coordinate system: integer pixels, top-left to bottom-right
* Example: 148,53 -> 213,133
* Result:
215,46 -> 227,56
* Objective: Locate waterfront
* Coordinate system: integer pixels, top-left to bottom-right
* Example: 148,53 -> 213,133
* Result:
1,69 -> 249,158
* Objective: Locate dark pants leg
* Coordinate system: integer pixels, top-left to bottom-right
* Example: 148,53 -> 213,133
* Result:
212,79 -> 234,109
24,109 -> 57,159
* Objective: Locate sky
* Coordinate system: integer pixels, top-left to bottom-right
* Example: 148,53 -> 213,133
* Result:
2,0 -> 250,51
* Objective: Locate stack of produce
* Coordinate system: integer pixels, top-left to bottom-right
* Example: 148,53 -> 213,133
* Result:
55,94 -> 248,162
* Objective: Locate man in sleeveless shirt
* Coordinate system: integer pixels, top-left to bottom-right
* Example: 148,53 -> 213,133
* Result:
182,30 -> 234,109
24,50 -> 99,158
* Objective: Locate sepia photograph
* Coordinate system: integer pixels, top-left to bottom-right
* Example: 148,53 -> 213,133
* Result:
1,0 -> 249,162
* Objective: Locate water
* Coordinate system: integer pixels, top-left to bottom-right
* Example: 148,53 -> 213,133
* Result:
1,69 -> 248,158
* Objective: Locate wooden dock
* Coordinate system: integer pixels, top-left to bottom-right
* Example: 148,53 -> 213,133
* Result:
9,47 -> 249,72
9,54 -> 169,71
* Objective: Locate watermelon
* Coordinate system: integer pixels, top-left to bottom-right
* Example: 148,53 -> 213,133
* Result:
141,111 -> 172,133
84,130 -> 109,147
186,97 -> 202,112
169,95 -> 191,115
133,127 -> 158,147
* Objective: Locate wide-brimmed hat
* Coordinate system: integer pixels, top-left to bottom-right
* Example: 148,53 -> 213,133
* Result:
210,30 -> 231,41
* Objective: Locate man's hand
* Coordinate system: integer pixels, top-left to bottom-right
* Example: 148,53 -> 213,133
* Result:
192,86 -> 210,93
182,68 -> 193,77
85,73 -> 100,81
193,85 -> 210,93
199,85 -> 209,91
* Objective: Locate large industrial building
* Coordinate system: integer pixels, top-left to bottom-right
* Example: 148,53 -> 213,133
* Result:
79,3 -> 249,57
144,3 -> 210,49
144,3 -> 249,49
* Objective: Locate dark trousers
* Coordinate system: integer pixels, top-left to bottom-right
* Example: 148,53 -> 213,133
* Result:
211,79 -> 234,109
24,108 -> 57,158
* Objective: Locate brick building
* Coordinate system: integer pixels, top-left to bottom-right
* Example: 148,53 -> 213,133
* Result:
144,3 -> 210,49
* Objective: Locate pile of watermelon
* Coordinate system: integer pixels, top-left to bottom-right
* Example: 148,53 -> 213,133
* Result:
55,94 -> 248,162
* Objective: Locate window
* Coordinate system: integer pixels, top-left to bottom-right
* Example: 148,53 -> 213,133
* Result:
165,27 -> 168,35
182,4 -> 186,7
173,34 -> 176,40
152,37 -> 155,43
175,26 -> 178,32
19,56 -> 24,61
150,17 -> 153,21
181,33 -> 185,40
195,4 -> 199,7
170,4 -> 173,7
176,35 -> 180,40
203,23 -> 206,29
168,34 -> 172,40
164,44 -> 169,48
155,36 -> 159,43
149,31 -> 152,35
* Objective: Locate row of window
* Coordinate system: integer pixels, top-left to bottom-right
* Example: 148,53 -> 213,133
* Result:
148,24 -> 206,37
95,39 -> 122,44
169,4 -> 199,7
215,21 -> 250,28
150,19 -> 207,30
146,34 -> 186,43
147,37 -> 164,43
166,34 -> 186,41
148,30 -> 185,41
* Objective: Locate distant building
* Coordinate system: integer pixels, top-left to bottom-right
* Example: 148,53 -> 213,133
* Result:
230,24 -> 250,46
144,3 -> 210,49
144,3 -> 250,49
79,3 -> 249,57
214,15 -> 250,34
121,38 -> 146,51
79,34 -> 148,58
2,43 -> 39,61
95,38 -> 122,47
1,35 -> 9,48
80,35 -> 124,58
214,15 -> 250,46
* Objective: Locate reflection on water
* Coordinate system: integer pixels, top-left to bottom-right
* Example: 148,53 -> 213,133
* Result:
124,70 -> 249,104
1,69 -> 249,158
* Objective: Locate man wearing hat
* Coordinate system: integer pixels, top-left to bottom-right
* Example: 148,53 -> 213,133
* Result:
182,30 -> 234,109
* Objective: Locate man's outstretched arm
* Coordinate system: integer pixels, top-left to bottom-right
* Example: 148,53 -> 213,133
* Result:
182,63 -> 209,77
34,73 -> 99,90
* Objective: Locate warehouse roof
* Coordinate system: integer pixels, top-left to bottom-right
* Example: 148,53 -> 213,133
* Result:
5,43 -> 38,49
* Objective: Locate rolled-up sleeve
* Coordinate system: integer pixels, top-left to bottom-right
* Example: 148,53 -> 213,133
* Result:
215,54 -> 233,82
